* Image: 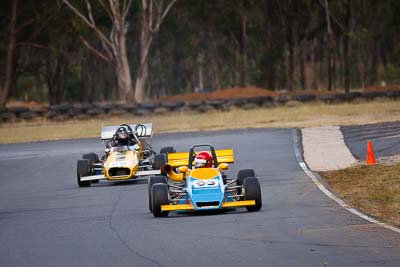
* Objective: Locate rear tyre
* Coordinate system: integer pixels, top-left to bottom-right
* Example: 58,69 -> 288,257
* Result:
237,169 -> 255,186
159,147 -> 176,159
77,159 -> 91,187
148,176 -> 167,211
152,183 -> 169,217
153,153 -> 167,170
243,177 -> 262,211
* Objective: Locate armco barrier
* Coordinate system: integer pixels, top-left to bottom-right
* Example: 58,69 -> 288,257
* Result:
316,94 -> 338,103
1,89 -> 400,122
291,94 -> 317,102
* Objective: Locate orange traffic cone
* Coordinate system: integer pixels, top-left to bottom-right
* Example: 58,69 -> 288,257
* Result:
366,140 -> 376,165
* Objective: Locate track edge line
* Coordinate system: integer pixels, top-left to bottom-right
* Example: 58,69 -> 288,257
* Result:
292,128 -> 400,234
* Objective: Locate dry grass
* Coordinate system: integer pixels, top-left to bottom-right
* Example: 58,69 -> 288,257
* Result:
1,99 -> 400,144
322,163 -> 400,227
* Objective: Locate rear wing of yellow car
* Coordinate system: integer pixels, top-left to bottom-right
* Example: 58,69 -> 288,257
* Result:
167,149 -> 234,168
101,123 -> 153,141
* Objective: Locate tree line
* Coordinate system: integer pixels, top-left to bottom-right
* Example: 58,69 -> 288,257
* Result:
1,0 -> 399,107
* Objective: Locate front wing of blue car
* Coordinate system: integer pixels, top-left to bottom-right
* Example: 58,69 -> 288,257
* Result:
161,200 -> 256,211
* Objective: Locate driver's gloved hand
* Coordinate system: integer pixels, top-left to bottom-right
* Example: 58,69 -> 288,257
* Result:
130,144 -> 140,151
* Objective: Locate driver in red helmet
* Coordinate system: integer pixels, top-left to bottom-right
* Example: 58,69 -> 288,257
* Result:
194,151 -> 214,168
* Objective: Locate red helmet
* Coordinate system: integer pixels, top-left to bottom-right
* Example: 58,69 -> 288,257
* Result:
194,151 -> 213,168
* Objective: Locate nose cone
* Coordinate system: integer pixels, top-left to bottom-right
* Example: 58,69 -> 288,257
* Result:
104,150 -> 139,180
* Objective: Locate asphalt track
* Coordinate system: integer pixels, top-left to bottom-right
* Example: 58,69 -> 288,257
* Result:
0,128 -> 399,267
342,121 -> 400,159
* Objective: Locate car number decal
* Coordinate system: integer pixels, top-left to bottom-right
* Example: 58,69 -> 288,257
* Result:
111,161 -> 127,167
193,178 -> 219,188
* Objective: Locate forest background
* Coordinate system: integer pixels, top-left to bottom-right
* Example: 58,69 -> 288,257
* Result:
1,0 -> 400,107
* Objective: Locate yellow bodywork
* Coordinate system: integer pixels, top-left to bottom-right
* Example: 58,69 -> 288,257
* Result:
164,166 -> 228,182
167,149 -> 234,168
190,168 -> 219,180
103,150 -> 139,180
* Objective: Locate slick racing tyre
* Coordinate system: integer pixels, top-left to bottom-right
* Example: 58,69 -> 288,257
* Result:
153,153 -> 167,170
148,176 -> 167,211
82,153 -> 99,169
159,147 -> 176,160
243,177 -> 262,211
152,183 -> 169,217
237,169 -> 255,186
77,159 -> 91,187
83,153 -> 99,183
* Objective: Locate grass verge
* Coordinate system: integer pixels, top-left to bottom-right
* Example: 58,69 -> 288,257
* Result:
322,163 -> 400,227
1,99 -> 400,144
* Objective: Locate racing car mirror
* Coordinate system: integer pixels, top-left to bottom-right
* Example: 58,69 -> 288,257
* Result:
178,166 -> 189,173
218,163 -> 229,170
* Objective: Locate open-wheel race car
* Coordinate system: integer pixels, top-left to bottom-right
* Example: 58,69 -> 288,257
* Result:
148,144 -> 262,217
76,123 -> 168,187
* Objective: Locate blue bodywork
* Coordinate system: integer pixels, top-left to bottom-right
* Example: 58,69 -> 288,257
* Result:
178,173 -> 233,210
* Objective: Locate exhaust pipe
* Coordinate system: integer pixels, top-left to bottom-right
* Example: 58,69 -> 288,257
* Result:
161,163 -> 184,182
161,163 -> 173,175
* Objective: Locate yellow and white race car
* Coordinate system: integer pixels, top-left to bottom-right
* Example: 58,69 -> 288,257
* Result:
76,123 -> 168,187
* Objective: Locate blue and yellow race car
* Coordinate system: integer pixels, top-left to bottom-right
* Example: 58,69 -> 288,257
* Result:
148,144 -> 262,217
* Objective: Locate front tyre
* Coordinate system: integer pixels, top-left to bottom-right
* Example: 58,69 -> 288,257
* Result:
148,176 -> 167,211
82,152 -> 99,167
243,177 -> 262,211
152,183 -> 169,217
83,153 -> 99,183
77,159 -> 91,187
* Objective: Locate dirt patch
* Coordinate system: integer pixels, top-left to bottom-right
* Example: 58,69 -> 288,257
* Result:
159,85 -> 400,102
363,85 -> 400,91
6,100 -> 48,108
159,87 -> 279,102
282,90 -> 341,95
